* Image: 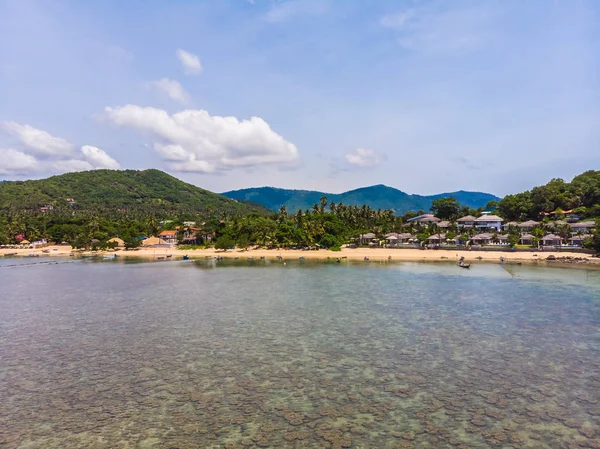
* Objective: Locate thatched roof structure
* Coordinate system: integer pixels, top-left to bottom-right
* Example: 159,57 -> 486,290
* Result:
518,220 -> 539,228
141,236 -> 168,246
457,215 -> 477,222
475,215 -> 503,222
108,237 -> 125,247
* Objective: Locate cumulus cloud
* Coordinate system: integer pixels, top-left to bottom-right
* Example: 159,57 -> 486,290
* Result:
176,49 -> 202,75
80,145 -> 120,169
103,105 -> 299,173
0,149 -> 38,175
345,148 -> 382,168
0,121 -> 120,176
3,121 -> 75,156
149,78 -> 191,104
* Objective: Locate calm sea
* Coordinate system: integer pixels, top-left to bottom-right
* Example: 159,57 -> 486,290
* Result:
1,257 -> 599,448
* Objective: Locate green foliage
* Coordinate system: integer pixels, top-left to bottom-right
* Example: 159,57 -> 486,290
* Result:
499,170 -> 600,220
430,197 -> 460,220
214,235 -> 235,250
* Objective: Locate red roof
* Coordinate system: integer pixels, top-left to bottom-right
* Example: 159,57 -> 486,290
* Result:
158,230 -> 177,236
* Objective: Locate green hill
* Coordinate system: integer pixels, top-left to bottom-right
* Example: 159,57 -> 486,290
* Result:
222,184 -> 499,215
0,169 -> 268,216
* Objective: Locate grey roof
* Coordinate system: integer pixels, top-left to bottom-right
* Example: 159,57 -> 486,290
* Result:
472,233 -> 493,240
497,234 -> 509,240
437,221 -> 451,227
570,221 -> 595,228
386,235 -> 398,240
570,235 -> 590,241
520,233 -> 534,239
503,221 -> 518,226
360,233 -> 376,239
518,220 -> 539,228
457,215 -> 477,222
398,233 -> 413,239
542,234 -> 561,240
407,214 -> 440,223
475,215 -> 503,222
427,233 -> 446,240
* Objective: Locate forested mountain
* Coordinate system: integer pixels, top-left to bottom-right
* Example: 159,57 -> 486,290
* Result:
0,169 -> 268,216
499,170 -> 600,220
222,184 -> 499,215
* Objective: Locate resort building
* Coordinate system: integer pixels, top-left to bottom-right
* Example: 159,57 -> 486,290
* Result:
569,235 -> 590,247
426,233 -> 445,244
519,234 -> 534,245
474,215 -> 503,231
358,233 -> 376,245
541,234 -> 562,246
471,233 -> 493,245
570,221 -> 596,233
456,215 -> 477,228
437,221 -> 451,229
502,221 -> 518,230
158,230 -> 178,245
384,233 -> 413,245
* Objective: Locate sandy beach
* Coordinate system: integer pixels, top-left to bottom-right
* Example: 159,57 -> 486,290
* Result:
1,245 -> 597,265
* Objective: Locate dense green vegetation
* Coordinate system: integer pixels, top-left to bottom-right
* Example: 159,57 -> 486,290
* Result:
222,184 -> 499,215
0,169 -> 267,216
499,170 -> 600,221
1,169 -> 598,253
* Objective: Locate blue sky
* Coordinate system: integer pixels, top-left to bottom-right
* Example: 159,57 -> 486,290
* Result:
0,0 -> 599,196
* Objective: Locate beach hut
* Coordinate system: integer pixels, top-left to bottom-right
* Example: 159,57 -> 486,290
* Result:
358,233 -> 376,245
541,234 -> 562,247
471,233 -> 493,245
385,235 -> 398,247
397,233 -> 414,243
426,233 -> 446,244
519,233 -> 534,245
108,237 -> 125,248
141,236 -> 168,247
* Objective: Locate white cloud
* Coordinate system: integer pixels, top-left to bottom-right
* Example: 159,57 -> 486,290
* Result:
345,148 -> 382,168
264,0 -> 329,23
0,122 -> 120,176
148,78 -> 191,104
104,105 -> 299,173
80,145 -> 120,169
176,49 -> 202,75
0,149 -> 38,175
3,121 -> 75,156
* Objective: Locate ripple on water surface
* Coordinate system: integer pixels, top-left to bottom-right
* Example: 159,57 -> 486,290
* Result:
1,259 -> 599,448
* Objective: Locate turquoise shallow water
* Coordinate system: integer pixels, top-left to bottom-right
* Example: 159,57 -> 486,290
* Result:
1,258 -> 599,448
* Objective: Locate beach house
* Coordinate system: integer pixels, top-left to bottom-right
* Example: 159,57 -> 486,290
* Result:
407,214 -> 440,225
471,233 -> 493,245
474,214 -> 503,231
456,215 -> 477,228
570,221 -> 595,233
519,234 -> 534,245
158,230 -> 178,245
358,233 -> 376,245
517,220 -> 539,230
541,234 -> 562,247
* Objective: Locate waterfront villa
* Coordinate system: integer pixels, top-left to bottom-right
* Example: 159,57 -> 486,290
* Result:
570,235 -> 591,246
502,221 -> 518,230
519,234 -> 534,245
542,234 -> 562,246
358,233 -> 376,245
471,233 -> 493,245
158,230 -> 178,245
517,220 -> 539,230
456,215 -> 477,228
570,221 -> 596,233
426,233 -> 446,244
474,214 -> 503,231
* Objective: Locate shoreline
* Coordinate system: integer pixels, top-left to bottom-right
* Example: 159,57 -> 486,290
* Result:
2,245 -> 598,266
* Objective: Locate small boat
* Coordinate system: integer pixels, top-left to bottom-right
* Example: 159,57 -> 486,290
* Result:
183,255 -> 189,260
166,254 -> 172,258
156,256 -> 165,260
28,253 -> 40,257
3,252 -> 18,256
103,254 -> 116,260
42,249 -> 50,253
299,256 -> 304,260
459,262 -> 471,269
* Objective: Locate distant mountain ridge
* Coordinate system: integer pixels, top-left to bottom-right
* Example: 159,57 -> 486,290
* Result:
222,184 -> 500,215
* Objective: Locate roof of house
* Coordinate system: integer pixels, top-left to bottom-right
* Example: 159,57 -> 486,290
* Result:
457,215 -> 477,222
520,233 -> 534,239
570,221 -> 595,228
398,233 -> 413,239
427,233 -> 446,240
437,221 -> 450,227
475,215 -> 503,222
570,235 -> 590,241
497,234 -> 509,240
386,235 -> 398,240
518,220 -> 539,227
360,233 -> 376,239
504,221 -> 518,226
472,233 -> 493,240
542,234 -> 561,240
158,230 -> 177,237
407,214 -> 440,223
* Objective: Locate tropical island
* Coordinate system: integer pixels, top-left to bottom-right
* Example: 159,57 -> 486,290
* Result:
1,169 -> 599,262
